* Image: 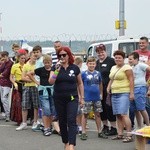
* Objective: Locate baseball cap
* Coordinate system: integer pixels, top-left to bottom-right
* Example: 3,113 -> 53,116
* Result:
17,49 -> 27,54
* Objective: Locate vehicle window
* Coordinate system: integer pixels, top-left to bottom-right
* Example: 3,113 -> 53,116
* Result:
87,46 -> 93,57
118,42 -> 136,56
105,44 -> 112,57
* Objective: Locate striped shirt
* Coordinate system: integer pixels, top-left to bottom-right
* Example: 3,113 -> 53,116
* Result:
51,52 -> 58,65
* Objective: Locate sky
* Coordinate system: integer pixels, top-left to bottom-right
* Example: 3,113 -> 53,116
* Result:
0,0 -> 150,41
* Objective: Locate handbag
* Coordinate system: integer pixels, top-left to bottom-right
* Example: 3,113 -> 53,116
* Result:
106,66 -> 124,106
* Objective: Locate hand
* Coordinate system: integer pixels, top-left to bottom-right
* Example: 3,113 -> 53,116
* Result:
79,98 -> 85,107
107,88 -> 110,94
146,91 -> 150,97
14,82 -> 18,90
55,60 -> 62,70
129,93 -> 134,101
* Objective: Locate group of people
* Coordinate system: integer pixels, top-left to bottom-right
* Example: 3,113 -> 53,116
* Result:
0,37 -> 150,150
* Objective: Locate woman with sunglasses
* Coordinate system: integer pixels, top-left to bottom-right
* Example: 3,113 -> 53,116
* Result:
49,46 -> 84,150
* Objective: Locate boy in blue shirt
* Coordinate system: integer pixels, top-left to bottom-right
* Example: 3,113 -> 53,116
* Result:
81,56 -> 103,140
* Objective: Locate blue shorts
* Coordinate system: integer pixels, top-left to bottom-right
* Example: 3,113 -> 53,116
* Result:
111,93 -> 129,115
130,86 -> 147,111
39,95 -> 55,116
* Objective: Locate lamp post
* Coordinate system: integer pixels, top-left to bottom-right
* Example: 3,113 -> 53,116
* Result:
119,0 -> 125,36
115,0 -> 126,36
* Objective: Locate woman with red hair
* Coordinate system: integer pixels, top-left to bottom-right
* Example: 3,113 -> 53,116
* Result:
49,46 -> 84,150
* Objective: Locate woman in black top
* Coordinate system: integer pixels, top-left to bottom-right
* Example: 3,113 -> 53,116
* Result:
95,44 -> 117,137
49,46 -> 84,150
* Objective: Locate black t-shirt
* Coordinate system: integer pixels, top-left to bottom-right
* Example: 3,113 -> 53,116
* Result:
95,57 -> 115,86
52,64 -> 80,96
35,67 -> 51,86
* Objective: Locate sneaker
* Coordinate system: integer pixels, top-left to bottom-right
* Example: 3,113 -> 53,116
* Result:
105,127 -> 117,136
5,116 -> 10,122
78,130 -> 82,136
32,122 -> 41,132
101,125 -> 109,134
1,112 -> 5,117
43,128 -> 52,136
80,133 -> 87,140
98,132 -> 108,139
16,123 -> 27,131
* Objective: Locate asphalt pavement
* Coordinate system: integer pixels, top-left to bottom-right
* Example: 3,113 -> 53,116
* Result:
0,119 -> 135,150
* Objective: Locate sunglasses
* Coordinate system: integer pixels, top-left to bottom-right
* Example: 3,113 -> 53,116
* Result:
58,53 -> 67,58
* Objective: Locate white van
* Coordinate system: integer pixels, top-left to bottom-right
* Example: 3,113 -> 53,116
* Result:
87,38 -> 150,58
81,38 -> 150,70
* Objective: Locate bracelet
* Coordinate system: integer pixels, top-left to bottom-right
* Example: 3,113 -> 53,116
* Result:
54,70 -> 59,75
52,75 -> 57,79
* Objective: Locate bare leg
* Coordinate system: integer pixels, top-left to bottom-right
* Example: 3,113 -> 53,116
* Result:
33,108 -> 38,123
22,110 -> 28,123
122,115 -> 132,136
94,112 -> 102,133
81,114 -> 87,133
52,121 -> 60,133
135,111 -> 142,128
43,116 -> 52,129
116,115 -> 124,135
140,110 -> 150,126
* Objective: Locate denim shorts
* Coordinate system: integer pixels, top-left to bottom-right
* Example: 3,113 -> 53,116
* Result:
130,86 -> 147,111
39,95 -> 55,116
111,93 -> 129,115
81,101 -> 103,114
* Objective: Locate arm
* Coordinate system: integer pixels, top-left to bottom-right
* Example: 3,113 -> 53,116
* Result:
49,62 -> 61,85
76,73 -> 84,106
99,82 -> 103,100
125,69 -> 134,100
10,74 -> 18,90
49,70 -> 59,85
21,70 -> 32,82
26,71 -> 39,85
1,61 -> 13,78
107,80 -> 112,94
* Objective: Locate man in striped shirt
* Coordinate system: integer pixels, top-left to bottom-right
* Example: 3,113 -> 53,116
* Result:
51,41 -> 62,65
51,41 -> 62,135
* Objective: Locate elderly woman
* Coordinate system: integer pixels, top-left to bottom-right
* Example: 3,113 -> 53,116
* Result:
49,46 -> 84,150
107,50 -> 134,143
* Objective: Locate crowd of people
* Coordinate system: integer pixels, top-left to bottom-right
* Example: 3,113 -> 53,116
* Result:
0,37 -> 150,150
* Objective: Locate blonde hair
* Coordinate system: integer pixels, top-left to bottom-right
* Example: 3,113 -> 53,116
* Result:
74,57 -> 83,65
12,43 -> 20,49
86,56 -> 96,63
43,54 -> 52,62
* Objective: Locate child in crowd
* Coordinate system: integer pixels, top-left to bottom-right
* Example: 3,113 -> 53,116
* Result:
16,52 -> 39,131
128,52 -> 150,128
27,55 -> 55,136
81,56 -> 103,140
74,57 -> 83,135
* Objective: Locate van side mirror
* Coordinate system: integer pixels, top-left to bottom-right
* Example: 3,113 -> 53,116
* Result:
83,54 -> 87,62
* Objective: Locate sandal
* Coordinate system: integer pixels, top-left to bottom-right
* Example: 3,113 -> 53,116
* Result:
111,135 -> 124,140
122,136 -> 133,143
